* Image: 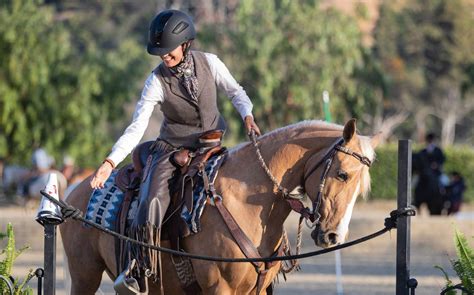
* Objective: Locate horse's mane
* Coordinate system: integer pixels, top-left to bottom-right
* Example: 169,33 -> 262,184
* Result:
229,120 -> 343,153
229,120 -> 375,198
259,120 -> 344,141
358,137 -> 374,198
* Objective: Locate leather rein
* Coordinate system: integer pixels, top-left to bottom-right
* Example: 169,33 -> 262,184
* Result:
249,132 -> 372,225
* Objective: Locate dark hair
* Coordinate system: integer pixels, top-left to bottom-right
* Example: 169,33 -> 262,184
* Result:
425,133 -> 436,142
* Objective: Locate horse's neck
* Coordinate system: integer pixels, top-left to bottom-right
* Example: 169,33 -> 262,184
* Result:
222,130 -> 341,255
260,131 -> 341,187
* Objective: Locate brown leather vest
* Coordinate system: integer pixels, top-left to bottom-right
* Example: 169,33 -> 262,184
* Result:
154,51 -> 226,148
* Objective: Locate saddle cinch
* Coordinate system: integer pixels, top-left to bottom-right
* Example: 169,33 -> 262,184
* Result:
113,130 -> 227,294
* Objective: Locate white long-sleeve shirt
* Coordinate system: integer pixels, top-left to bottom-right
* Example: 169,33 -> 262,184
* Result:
107,53 -> 253,166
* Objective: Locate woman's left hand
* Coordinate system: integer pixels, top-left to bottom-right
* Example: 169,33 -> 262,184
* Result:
244,115 -> 261,136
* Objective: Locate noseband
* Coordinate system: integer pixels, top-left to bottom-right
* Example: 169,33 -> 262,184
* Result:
250,134 -> 372,225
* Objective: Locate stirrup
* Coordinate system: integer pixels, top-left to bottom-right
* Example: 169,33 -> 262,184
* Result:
113,259 -> 145,295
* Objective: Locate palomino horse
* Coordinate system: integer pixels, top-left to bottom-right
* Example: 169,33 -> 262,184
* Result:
61,119 -> 380,294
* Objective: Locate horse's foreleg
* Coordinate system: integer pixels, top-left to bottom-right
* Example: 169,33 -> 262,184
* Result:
61,224 -> 107,295
69,269 -> 104,295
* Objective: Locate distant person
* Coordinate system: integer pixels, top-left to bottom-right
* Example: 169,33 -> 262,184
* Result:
61,155 -> 76,183
32,148 -> 54,174
422,133 -> 445,176
413,133 -> 446,215
444,171 -> 466,215
21,148 -> 54,197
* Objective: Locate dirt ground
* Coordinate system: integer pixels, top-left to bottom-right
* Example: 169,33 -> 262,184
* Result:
1,199 -> 473,295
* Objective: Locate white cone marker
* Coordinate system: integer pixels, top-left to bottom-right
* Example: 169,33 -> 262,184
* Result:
36,173 -> 63,225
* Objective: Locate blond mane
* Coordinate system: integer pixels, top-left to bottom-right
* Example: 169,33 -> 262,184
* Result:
358,135 -> 375,198
229,120 -> 343,154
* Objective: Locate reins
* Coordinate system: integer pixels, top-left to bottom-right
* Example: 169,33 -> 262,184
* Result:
41,189 -> 413,263
248,131 -> 293,198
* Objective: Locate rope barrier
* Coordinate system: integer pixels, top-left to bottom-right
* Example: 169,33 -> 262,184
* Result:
41,190 -> 414,263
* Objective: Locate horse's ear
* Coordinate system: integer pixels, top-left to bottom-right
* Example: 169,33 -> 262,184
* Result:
343,118 -> 357,142
370,132 -> 383,149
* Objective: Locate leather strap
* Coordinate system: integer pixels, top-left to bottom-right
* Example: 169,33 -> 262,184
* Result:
214,199 -> 263,269
256,269 -> 269,295
285,198 -> 315,222
214,198 -> 283,295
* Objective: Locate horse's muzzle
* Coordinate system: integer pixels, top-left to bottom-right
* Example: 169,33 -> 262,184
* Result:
311,226 -> 341,248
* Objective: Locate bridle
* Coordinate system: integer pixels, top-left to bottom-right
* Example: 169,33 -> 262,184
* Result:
250,133 -> 372,225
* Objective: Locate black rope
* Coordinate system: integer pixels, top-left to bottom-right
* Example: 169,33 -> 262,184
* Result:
41,190 -> 414,263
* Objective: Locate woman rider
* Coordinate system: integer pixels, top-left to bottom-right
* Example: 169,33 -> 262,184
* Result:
90,9 -> 260,189
89,9 -> 261,285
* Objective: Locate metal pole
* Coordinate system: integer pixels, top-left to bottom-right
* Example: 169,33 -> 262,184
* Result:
322,90 -> 332,123
35,268 -> 44,295
396,140 -> 412,295
36,173 -> 63,295
43,224 -> 57,295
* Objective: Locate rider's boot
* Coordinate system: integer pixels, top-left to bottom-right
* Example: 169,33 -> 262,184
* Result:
125,141 -> 176,292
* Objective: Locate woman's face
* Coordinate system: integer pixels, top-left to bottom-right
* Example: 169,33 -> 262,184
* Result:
160,45 -> 184,67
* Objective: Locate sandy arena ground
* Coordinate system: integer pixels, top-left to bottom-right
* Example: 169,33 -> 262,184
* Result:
1,199 -> 473,295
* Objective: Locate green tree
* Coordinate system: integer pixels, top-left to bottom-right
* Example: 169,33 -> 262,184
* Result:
0,0 -> 149,167
0,0 -> 69,162
200,0 -> 364,142
421,0 -> 474,146
343,48 -> 410,141
373,0 -> 474,145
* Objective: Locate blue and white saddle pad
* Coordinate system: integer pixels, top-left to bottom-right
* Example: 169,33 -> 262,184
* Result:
85,152 -> 226,234
85,170 -> 124,231
181,152 -> 226,234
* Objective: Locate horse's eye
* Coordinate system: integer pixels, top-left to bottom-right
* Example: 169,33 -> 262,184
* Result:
336,170 -> 348,182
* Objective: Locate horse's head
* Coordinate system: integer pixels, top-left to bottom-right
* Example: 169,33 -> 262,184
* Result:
304,119 -> 381,248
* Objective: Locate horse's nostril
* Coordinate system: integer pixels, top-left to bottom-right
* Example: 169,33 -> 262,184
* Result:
327,232 -> 338,244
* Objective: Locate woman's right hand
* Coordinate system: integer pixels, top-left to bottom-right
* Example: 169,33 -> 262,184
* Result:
90,161 -> 114,189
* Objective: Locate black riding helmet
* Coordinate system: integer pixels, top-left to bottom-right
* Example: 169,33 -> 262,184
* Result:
147,10 -> 196,56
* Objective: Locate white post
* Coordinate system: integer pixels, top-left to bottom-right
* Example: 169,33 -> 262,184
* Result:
335,250 -> 344,295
